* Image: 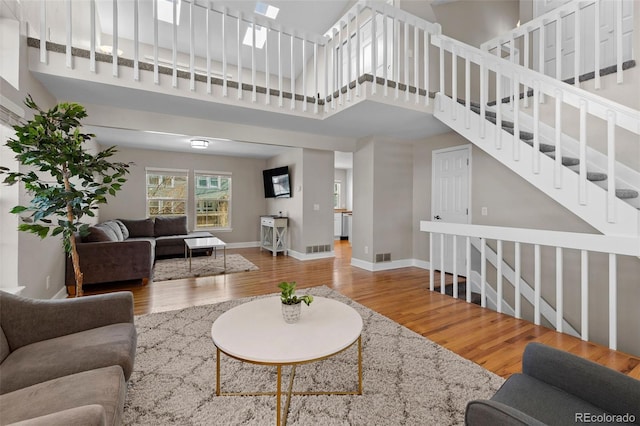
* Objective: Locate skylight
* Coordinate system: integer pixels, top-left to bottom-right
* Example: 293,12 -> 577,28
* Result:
156,0 -> 181,25
255,2 -> 279,19
243,24 -> 267,49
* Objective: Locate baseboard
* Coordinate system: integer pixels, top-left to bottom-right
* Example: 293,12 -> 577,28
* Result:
287,250 -> 335,261
226,241 -> 260,249
52,286 -> 68,299
351,258 -> 431,272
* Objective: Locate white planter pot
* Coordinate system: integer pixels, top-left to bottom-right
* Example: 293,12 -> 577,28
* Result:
281,302 -> 301,324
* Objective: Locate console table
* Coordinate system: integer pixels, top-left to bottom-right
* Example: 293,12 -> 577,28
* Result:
260,216 -> 288,256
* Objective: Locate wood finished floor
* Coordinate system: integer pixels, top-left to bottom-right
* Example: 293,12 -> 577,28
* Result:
84,241 -> 640,380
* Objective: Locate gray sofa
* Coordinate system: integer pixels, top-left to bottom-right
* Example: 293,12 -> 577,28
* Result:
0,291 -> 137,425
465,342 -> 640,425
65,216 -> 212,294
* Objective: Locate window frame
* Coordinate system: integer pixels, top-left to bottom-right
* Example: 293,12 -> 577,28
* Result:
194,170 -> 232,231
145,168 -> 189,218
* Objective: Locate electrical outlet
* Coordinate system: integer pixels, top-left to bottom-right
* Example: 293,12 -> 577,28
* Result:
46,275 -> 50,290
313,204 -> 320,211
481,207 -> 488,216
364,246 -> 369,254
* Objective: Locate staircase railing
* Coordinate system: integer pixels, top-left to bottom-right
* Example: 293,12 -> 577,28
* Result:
481,0 -> 628,89
420,220 -> 639,351
431,32 -> 640,234
26,0 -> 442,115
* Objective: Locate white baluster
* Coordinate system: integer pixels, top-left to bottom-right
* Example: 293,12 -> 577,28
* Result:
113,0 -> 119,78
533,81 -> 540,173
424,30 -> 429,106
171,0 -> 176,86
581,250 -> 589,341
495,64 -> 502,149
497,239 -> 503,313
414,25 -> 419,104
404,21 -> 409,102
40,0 -> 47,64
480,59 -> 486,138
480,238 -> 486,308
556,247 -> 563,332
509,36 -> 515,111
534,244 -> 541,325
323,39 -> 328,112
555,15 -> 562,80
574,5 -> 581,87
616,0 -> 622,84
222,9 -> 227,97
554,89 -> 563,188
237,13 -> 242,100
355,5 -> 361,98
539,21 -> 546,102
205,6 -> 211,94
579,100 -> 587,204
594,1 -> 600,89
189,2 -> 195,91
313,42 -> 318,113
514,241 -> 521,318
465,236 -> 471,303
452,236 -> 458,299
347,16 -> 351,102
371,10 -> 377,95
302,36 -> 307,110
134,0 -> 139,81
153,0 -> 158,84
429,233 -> 435,291
523,30 -> 529,108
383,12 -> 388,97
465,56 -> 470,129
609,253 -> 617,349
451,46 -> 457,121
90,0 -> 95,72
265,22 -> 270,104
251,18 -> 257,102
278,30 -> 283,106
439,42 -> 444,111
395,16 -> 400,99
440,233 -> 445,295
290,33 -> 295,110
513,72 -> 520,160
66,0 -> 72,68
606,110 -> 616,223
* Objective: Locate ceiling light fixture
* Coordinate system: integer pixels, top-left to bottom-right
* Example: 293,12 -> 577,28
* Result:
255,2 -> 279,19
190,139 -> 209,149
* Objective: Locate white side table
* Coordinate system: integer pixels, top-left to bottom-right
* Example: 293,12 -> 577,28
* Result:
260,216 -> 288,256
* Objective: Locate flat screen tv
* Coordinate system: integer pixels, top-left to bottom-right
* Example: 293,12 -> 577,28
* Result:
263,166 -> 291,198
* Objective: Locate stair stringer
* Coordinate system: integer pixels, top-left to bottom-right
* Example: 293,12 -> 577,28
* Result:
499,105 -> 640,210
433,93 -> 639,236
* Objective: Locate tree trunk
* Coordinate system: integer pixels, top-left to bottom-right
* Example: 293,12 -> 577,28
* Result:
63,167 -> 83,297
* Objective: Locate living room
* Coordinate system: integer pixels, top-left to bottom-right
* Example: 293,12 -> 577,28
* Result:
1,0 -> 640,423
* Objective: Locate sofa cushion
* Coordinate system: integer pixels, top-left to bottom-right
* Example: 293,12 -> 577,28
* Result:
154,215 -> 188,237
119,218 -> 155,238
8,404 -> 107,426
0,366 -> 125,426
84,225 -> 117,243
0,323 -> 136,394
101,221 -> 124,241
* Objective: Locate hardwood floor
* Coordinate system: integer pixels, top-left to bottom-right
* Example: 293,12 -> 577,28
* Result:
84,240 -> 640,380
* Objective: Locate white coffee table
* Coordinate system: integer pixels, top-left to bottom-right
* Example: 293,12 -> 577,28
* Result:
211,296 -> 363,426
184,237 -> 226,272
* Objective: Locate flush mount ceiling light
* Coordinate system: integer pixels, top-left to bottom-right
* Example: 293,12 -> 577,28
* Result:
255,2 -> 279,19
243,24 -> 267,49
190,139 -> 209,149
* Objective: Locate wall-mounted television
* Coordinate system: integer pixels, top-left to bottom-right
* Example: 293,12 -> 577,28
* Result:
263,166 -> 291,198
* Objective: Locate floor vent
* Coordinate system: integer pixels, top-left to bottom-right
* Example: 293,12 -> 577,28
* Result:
375,253 -> 391,262
306,244 -> 333,254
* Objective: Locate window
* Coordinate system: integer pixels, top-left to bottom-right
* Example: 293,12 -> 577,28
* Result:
146,169 -> 188,217
195,171 -> 231,229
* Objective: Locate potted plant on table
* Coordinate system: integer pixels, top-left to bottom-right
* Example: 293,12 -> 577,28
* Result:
278,281 -> 313,324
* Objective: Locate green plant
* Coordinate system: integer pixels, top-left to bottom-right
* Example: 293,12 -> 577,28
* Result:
0,95 -> 131,297
278,281 -> 313,306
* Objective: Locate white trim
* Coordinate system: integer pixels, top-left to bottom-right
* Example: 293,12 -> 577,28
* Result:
144,167 -> 189,174
0,95 -> 25,118
0,286 -> 26,295
225,241 -> 260,249
194,169 -> 233,176
287,249 -> 335,261
52,286 -> 68,299
350,257 -> 418,272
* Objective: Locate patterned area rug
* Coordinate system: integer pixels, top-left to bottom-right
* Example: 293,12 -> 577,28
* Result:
124,286 -> 504,425
153,254 -> 258,281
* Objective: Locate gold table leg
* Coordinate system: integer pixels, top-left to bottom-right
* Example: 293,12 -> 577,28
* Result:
276,366 -> 282,426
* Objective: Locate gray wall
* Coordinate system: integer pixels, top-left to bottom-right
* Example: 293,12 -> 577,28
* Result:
100,146 -> 268,245
352,138 -> 375,262
267,149 -> 303,253
301,149 -> 335,251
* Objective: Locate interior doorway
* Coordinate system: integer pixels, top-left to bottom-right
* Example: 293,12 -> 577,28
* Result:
431,145 -> 471,275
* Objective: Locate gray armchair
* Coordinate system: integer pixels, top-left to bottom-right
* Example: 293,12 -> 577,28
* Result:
465,342 -> 640,425
0,291 -> 137,425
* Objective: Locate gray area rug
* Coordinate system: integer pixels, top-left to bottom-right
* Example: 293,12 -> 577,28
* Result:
153,254 -> 258,281
124,286 -> 504,425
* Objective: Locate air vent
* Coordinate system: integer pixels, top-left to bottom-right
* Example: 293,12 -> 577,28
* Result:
305,244 -> 332,254
375,253 -> 391,262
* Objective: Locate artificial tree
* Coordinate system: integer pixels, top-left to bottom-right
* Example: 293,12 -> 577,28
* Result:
0,95 -> 130,296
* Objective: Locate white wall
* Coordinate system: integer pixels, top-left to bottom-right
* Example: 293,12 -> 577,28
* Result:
0,123 -> 19,291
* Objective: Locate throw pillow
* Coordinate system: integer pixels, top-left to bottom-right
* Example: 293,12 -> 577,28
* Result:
113,219 -> 130,240
119,218 -> 155,238
102,220 -> 124,241
85,225 -> 117,242
154,215 -> 188,237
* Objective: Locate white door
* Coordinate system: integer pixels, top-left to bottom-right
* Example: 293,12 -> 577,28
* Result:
431,145 -> 470,275
536,0 -> 634,79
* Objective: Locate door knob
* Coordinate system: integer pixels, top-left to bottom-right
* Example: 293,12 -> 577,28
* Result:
434,215 -> 442,220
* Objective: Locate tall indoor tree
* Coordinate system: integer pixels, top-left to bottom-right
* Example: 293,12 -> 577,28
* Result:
0,95 -> 130,296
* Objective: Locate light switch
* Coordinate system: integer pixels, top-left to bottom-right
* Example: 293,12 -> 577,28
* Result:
481,207 -> 488,216
313,204 -> 320,211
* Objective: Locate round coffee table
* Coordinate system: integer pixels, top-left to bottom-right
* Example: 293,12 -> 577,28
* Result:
211,296 -> 363,426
